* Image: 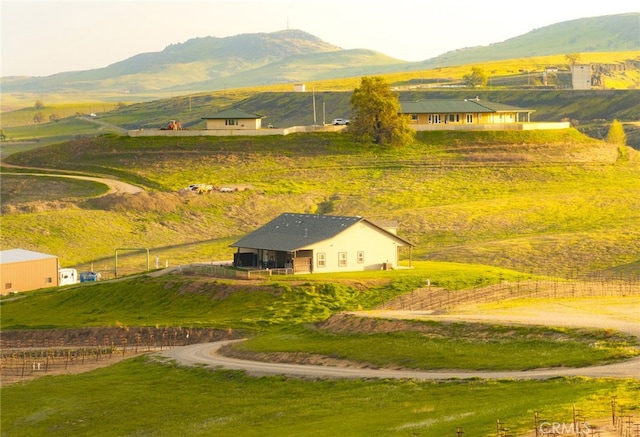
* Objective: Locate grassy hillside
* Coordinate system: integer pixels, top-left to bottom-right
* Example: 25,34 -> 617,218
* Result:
3,363 -> 635,437
2,130 -> 639,276
2,271 -> 639,435
425,13 -> 640,67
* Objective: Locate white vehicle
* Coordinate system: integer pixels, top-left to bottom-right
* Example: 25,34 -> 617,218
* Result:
59,268 -> 78,286
332,118 -> 350,125
188,184 -> 213,194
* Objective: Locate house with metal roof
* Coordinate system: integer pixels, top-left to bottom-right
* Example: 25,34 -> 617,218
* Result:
400,98 -> 536,131
231,213 -> 413,274
202,108 -> 265,130
0,249 -> 59,294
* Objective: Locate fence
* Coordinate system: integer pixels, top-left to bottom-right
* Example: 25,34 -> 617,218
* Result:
0,327 -> 238,383
378,278 -> 640,311
178,264 -> 293,279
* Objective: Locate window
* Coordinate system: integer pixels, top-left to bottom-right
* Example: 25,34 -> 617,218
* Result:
338,252 -> 347,267
5,283 -> 11,290
225,119 -> 238,126
411,114 -> 418,122
357,251 -> 364,264
466,114 -> 473,123
317,253 -> 326,268
45,277 -> 52,284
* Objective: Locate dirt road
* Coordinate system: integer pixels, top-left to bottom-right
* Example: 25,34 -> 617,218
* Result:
158,308 -> 640,380
1,170 -> 142,195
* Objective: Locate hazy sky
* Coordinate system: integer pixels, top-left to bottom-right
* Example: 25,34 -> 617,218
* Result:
2,0 -> 639,77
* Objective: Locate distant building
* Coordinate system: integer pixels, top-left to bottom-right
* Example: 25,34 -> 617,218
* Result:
572,64 -> 592,90
202,108 -> 265,130
231,213 -> 413,273
0,249 -> 59,294
293,83 -> 306,92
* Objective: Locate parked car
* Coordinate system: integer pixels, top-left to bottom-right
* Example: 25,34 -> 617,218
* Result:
332,118 -> 350,125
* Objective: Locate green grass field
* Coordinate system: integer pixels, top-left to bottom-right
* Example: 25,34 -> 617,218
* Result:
2,274 -> 640,436
2,130 -> 639,276
2,83 -> 639,436
0,262 -> 530,330
2,360 -> 637,437
233,322 -> 639,371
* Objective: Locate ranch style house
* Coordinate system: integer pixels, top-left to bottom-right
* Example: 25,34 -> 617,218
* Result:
399,98 -> 536,131
201,108 -> 264,130
231,213 -> 413,274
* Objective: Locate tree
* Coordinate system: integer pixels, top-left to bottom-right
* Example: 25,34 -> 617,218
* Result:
33,112 -> 45,124
349,76 -> 415,146
462,67 -> 488,88
34,100 -> 44,110
565,53 -> 581,70
606,119 -> 627,146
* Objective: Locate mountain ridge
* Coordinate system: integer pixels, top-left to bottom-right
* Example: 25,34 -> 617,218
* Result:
1,13 -> 638,94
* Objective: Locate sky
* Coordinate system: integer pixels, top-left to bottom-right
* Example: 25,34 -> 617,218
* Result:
2,0 -> 639,77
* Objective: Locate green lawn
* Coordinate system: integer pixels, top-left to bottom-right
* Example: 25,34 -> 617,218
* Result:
1,358 -> 637,437
233,322 -> 639,371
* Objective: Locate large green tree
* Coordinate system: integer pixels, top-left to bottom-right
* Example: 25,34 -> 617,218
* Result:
350,76 -> 415,146
463,67 -> 488,88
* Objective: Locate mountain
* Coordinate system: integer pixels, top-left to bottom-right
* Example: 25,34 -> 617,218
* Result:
422,13 -> 640,68
0,29 -> 405,94
2,14 -> 638,95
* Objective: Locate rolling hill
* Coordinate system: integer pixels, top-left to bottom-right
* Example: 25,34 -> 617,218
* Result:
422,13 -> 640,68
2,13 -> 638,95
2,130 -> 639,278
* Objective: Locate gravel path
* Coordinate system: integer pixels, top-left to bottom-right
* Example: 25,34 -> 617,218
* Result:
158,309 -> 640,380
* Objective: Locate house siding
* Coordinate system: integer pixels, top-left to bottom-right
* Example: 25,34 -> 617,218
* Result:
301,222 -> 400,273
204,118 -> 262,130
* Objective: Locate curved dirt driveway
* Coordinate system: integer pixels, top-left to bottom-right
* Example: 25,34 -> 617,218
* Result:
158,309 -> 640,380
2,170 -> 142,195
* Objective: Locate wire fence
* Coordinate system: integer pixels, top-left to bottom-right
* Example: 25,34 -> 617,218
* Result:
378,278 -> 640,311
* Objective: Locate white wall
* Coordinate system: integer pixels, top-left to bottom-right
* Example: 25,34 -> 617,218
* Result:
304,222 -> 402,273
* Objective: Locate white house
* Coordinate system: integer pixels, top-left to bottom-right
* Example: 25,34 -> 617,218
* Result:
231,213 -> 413,273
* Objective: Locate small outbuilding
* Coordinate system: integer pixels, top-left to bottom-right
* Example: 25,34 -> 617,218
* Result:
0,249 -> 59,294
231,213 -> 413,274
202,108 -> 265,130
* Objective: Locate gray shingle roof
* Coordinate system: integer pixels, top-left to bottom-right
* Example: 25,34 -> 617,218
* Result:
231,213 -> 411,251
0,249 -> 57,264
400,99 -> 532,114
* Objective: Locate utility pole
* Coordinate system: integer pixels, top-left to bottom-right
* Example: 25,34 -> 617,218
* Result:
312,88 -> 317,124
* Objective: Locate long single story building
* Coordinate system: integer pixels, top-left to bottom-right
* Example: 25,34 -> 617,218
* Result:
0,249 -> 60,294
